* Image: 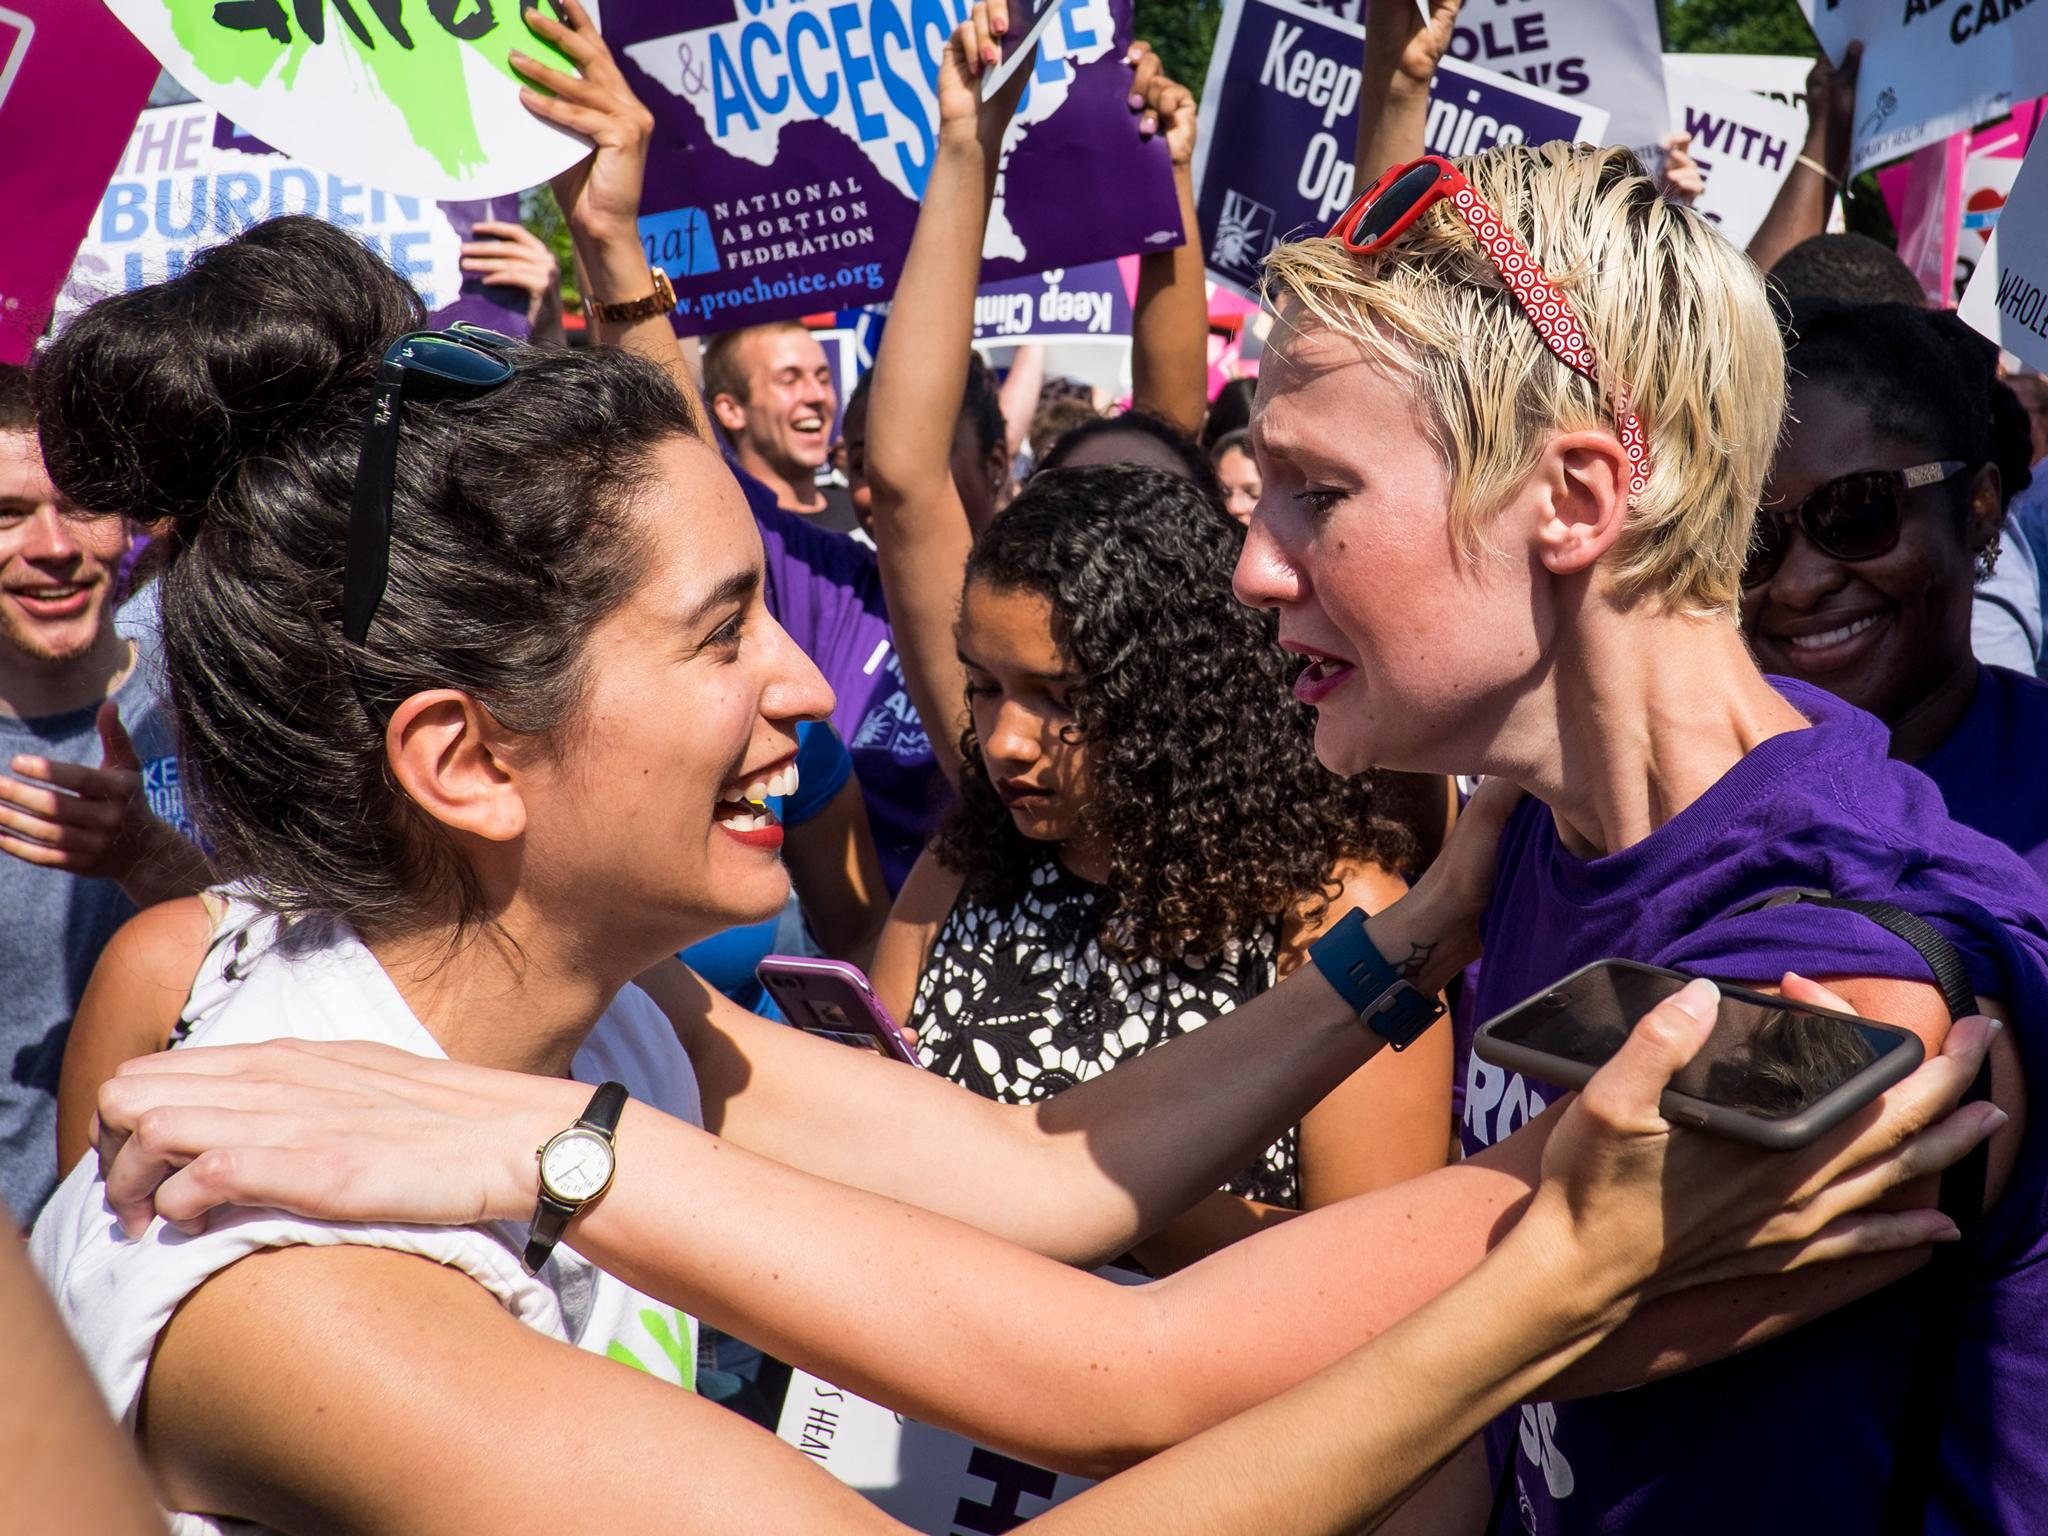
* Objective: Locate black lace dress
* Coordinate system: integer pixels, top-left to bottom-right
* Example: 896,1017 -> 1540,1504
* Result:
908,856 -> 1298,1206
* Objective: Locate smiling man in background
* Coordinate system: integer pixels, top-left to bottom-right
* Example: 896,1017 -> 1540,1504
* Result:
704,322 -> 862,535
0,365 -> 206,1223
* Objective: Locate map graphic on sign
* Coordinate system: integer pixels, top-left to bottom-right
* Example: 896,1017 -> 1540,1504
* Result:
101,0 -> 598,197
623,0 -> 1115,264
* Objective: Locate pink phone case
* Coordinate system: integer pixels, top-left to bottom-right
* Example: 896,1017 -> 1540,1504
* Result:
755,955 -> 921,1066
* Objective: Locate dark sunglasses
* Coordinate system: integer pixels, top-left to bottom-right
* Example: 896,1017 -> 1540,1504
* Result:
341,324 -> 519,646
1743,461 -> 1967,588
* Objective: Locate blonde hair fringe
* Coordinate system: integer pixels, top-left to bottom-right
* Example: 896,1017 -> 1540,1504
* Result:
1262,142 -> 1784,617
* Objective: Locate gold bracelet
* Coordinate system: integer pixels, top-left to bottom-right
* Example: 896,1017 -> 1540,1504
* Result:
1796,153 -> 1842,190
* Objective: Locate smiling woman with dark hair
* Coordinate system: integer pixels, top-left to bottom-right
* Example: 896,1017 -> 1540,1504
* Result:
1743,297 -> 2048,880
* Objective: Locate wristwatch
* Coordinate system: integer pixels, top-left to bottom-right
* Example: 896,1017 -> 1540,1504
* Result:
523,1080 -> 628,1274
1308,908 -> 1445,1051
586,266 -> 676,325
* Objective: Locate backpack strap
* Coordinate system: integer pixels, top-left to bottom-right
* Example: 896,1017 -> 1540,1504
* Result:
1747,889 -> 1990,1536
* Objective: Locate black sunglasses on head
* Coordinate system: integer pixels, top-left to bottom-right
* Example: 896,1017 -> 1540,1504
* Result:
1743,460 -> 1968,588
341,324 -> 520,646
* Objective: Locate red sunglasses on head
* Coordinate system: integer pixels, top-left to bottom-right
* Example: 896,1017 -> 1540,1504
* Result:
1328,156 -> 1650,508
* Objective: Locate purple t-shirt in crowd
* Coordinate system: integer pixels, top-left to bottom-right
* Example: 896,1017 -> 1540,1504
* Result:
1459,678 -> 2048,1535
1918,664 -> 2048,884
733,461 -> 946,891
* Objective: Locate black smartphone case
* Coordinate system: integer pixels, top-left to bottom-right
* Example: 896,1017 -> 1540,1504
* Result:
1473,958 -> 1924,1151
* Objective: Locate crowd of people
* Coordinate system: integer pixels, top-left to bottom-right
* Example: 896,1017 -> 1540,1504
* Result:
6,0 -> 2048,1531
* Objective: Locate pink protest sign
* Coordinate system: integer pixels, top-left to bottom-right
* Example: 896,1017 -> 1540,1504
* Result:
0,2 -> 159,363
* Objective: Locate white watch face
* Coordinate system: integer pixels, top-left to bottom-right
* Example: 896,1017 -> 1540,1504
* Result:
540,1128 -> 614,1204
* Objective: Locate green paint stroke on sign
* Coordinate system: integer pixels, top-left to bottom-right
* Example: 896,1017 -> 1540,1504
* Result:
167,1 -> 577,178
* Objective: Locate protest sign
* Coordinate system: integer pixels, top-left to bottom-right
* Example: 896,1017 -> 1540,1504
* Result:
101,0 -> 596,199
1442,0 -> 1667,155
1308,0 -> 1662,151
1882,104 -> 2042,304
777,1369 -> 1093,1530
1802,0 -> 2048,174
58,102 -> 529,334
973,261 -> 1133,345
607,0 -> 1181,335
1192,0 -> 1606,300
1959,132 -> 2048,374
1662,66 -> 1807,249
0,1 -> 158,363
1662,52 -> 1813,117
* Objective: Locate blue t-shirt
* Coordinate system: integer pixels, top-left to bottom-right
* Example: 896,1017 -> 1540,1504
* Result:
1461,679 -> 2048,1535
729,458 -> 947,893
1917,664 -> 2048,884
1,641 -> 184,1222
678,721 -> 851,1018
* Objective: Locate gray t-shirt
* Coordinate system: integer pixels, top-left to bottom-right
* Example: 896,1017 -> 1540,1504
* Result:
1,643 -> 181,1222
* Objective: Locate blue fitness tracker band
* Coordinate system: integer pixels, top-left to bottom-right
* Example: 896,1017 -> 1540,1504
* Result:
1308,908 -> 1445,1050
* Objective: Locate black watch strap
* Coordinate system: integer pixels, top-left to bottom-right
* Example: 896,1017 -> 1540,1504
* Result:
522,1080 -> 628,1274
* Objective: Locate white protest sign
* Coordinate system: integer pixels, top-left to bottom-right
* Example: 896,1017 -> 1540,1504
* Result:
1802,0 -> 2048,174
57,102 -> 516,328
1959,132 -> 2048,374
1441,0 -> 1669,155
778,1371 -> 1093,1531
1662,52 -> 1813,117
102,0 -> 598,198
1663,67 -> 1809,249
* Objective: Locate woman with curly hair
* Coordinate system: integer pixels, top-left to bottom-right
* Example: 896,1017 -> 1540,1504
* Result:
870,464 -> 1446,1254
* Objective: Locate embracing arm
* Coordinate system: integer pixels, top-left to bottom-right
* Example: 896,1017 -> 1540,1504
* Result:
663,837 -> 1487,1270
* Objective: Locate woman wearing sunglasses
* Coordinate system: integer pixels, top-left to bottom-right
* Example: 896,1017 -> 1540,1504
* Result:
39,15 -> 2025,1536
1742,297 -> 2048,882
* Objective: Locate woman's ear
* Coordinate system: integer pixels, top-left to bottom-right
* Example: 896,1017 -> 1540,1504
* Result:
1529,430 -> 1632,578
1966,462 -> 2004,557
383,690 -> 527,844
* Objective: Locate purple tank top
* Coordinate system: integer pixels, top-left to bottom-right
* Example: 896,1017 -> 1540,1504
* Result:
1458,679 -> 2048,1535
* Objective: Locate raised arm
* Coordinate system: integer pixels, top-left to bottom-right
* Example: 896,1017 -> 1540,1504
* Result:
516,1 -> 709,432
1747,45 -> 1860,275
1354,0 -> 1462,184
1126,43 -> 1208,437
863,7 -> 1031,787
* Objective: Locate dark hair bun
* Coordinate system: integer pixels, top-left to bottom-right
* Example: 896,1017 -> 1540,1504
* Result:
34,215 -> 424,528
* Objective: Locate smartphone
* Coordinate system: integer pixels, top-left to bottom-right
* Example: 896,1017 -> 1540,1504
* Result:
1474,958 -> 1924,1150
756,956 -> 920,1067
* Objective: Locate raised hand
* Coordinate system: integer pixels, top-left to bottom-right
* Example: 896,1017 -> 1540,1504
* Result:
1658,132 -> 1704,206
1125,41 -> 1196,168
1528,977 -> 2001,1314
511,0 -> 656,246
940,0 -> 1033,154
459,220 -> 563,331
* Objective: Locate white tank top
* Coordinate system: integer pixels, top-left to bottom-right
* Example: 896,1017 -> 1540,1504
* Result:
31,901 -> 703,1536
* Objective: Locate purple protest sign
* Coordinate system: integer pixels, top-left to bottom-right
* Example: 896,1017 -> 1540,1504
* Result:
973,261 -> 1133,345
0,2 -> 158,363
605,0 -> 1182,336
